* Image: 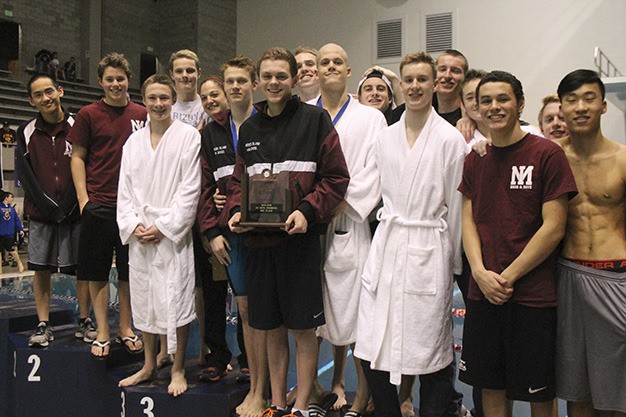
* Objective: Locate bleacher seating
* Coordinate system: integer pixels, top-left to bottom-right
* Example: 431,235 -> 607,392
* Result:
0,70 -> 142,130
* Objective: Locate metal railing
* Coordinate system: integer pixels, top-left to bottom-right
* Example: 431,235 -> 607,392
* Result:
594,47 -> 623,77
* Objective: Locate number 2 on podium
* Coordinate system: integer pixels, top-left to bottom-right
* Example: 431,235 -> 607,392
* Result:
27,354 -> 41,382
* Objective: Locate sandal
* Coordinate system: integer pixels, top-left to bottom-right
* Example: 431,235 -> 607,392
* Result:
309,392 -> 339,417
115,334 -> 144,355
91,340 -> 110,359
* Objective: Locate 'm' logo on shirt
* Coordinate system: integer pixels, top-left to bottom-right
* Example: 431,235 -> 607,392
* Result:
510,165 -> 534,189
131,120 -> 145,132
64,141 -> 72,157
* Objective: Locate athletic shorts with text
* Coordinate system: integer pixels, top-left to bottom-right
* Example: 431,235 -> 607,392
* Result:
556,258 -> 626,412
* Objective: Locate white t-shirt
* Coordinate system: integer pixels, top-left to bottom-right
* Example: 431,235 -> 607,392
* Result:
171,97 -> 206,128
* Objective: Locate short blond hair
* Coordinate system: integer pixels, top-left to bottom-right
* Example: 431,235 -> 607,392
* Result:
169,49 -> 200,72
221,55 -> 256,83
538,92 -> 560,126
141,73 -> 177,102
400,52 -> 435,78
294,46 -> 318,57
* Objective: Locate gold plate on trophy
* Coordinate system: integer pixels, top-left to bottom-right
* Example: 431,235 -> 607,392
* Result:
239,171 -> 292,228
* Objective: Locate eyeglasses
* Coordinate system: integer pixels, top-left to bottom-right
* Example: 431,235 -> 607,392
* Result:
31,87 -> 58,100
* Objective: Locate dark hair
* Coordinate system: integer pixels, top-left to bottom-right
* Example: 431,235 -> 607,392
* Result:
97,52 -> 131,79
557,69 -> 605,100
461,69 -> 487,90
257,47 -> 297,78
199,76 -> 225,92
27,74 -> 59,97
477,70 -> 524,103
357,70 -> 393,99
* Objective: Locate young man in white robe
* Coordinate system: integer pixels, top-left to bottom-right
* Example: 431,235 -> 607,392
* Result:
354,52 -> 467,417
117,74 -> 201,397
308,43 -> 386,417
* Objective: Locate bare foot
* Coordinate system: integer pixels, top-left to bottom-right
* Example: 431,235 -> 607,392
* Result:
400,397 -> 415,417
119,366 -> 158,387
286,385 -> 298,406
309,380 -> 325,404
198,343 -> 210,366
91,340 -> 110,357
238,395 -> 268,417
157,353 -> 174,369
236,392 -> 253,414
331,384 -> 347,410
168,369 -> 187,397
197,354 -> 206,367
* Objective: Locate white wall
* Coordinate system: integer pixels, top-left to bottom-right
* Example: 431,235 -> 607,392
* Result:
237,0 -> 626,143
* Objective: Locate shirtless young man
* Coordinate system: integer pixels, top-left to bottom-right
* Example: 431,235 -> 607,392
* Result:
553,69 -> 626,417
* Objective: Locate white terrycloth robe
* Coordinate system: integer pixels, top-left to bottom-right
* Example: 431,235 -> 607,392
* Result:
316,99 -> 386,345
117,119 -> 201,354
354,109 -> 467,384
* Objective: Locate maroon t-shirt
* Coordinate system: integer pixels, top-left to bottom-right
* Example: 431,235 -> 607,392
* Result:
67,100 -> 147,207
458,134 -> 577,307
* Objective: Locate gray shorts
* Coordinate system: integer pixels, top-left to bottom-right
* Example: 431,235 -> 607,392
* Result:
28,220 -> 80,275
556,258 -> 626,412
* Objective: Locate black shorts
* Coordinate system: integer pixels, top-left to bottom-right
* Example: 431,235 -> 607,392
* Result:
76,201 -> 129,282
246,232 -> 324,331
0,235 -> 16,252
459,299 -> 556,402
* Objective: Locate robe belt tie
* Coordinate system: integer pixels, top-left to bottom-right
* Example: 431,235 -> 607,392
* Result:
368,209 -> 448,292
376,209 -> 448,231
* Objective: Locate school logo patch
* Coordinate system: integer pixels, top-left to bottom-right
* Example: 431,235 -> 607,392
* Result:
131,119 -> 145,132
64,140 -> 72,157
510,165 -> 534,189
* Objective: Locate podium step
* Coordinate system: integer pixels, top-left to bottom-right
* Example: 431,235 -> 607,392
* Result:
9,323 -> 249,417
9,323 -> 144,417
117,362 -> 249,417
0,297 -> 73,417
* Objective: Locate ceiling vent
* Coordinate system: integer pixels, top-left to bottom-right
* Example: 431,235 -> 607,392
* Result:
425,12 -> 453,53
376,18 -> 403,60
